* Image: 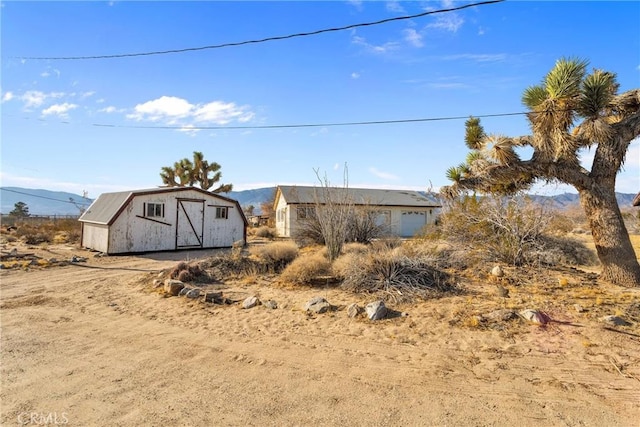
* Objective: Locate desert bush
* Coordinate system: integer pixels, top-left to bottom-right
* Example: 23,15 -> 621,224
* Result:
341,242 -> 369,255
440,195 -> 550,266
280,250 -> 332,284
438,194 -> 600,267
170,262 -> 206,282
254,226 -> 276,239
9,219 -> 81,245
250,241 -> 299,271
339,248 -> 456,302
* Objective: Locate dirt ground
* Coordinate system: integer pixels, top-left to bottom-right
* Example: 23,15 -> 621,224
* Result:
1,242 -> 639,426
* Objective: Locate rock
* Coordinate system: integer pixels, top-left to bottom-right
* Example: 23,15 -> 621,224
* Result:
152,279 -> 163,289
48,258 -> 58,263
185,289 -> 201,299
70,255 -> 87,263
600,315 -> 631,327
243,296 -> 261,309
164,279 -> 184,296
204,292 -> 224,303
484,309 -> 518,322
263,300 -> 278,309
304,297 -> 331,314
347,303 -> 363,318
491,265 -> 503,277
365,300 -> 388,320
573,304 -> 585,313
179,287 -> 192,296
519,309 -> 550,325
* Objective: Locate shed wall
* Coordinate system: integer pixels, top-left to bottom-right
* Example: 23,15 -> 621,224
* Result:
81,224 -> 109,253
101,189 -> 244,254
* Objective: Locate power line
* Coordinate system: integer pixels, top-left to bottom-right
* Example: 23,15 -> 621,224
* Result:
90,111 -> 529,131
18,0 -> 504,60
1,188 -> 92,206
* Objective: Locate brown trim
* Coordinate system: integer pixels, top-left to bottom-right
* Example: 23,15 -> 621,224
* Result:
135,215 -> 172,226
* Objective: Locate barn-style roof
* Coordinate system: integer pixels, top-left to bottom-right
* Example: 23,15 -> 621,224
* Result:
79,187 -> 244,225
275,185 -> 441,208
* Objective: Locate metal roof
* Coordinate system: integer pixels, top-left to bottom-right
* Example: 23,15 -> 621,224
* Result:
79,187 -> 244,225
277,185 -> 441,207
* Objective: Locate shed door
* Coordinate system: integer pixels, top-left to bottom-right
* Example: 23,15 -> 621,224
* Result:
176,199 -> 205,248
400,211 -> 426,237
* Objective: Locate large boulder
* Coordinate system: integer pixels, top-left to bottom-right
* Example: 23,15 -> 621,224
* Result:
242,296 -> 261,309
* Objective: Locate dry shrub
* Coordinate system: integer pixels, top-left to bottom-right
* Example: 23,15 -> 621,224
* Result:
280,250 -> 331,284
254,226 -> 276,239
251,241 -> 298,269
339,248 -> 456,302
341,242 -> 369,255
170,262 -> 206,282
9,219 -> 81,245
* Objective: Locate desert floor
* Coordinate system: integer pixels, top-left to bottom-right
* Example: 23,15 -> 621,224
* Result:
1,242 -> 639,426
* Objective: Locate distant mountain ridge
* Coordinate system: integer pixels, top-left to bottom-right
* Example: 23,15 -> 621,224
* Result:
1,186 -> 637,216
1,187 -> 93,216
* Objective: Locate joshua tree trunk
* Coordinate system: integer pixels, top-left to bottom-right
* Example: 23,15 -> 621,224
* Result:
579,187 -> 640,287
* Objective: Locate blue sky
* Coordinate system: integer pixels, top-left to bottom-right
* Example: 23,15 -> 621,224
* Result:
1,0 -> 639,199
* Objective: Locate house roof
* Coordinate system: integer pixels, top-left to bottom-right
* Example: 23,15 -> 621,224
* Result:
276,185 -> 441,208
79,187 -> 246,226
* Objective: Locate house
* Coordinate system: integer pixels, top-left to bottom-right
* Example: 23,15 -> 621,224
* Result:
79,187 -> 247,254
274,185 -> 441,239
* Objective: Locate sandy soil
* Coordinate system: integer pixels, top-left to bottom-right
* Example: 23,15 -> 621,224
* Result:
1,242 -> 639,426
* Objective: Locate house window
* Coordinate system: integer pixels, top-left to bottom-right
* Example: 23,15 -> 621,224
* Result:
297,206 -> 316,220
146,203 -> 164,218
215,207 -> 228,219
375,210 -> 391,226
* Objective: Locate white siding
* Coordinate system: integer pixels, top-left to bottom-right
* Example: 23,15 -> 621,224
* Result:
81,224 -> 109,253
84,188 -> 245,254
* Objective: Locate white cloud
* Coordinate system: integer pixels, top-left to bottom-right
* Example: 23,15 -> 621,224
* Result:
441,53 -> 507,63
352,35 -> 400,55
98,106 -> 119,114
427,14 -> 464,32
20,90 -> 64,108
347,0 -> 363,11
369,167 -> 399,180
351,72 -> 361,79
80,91 -> 95,99
478,27 -> 486,36
2,91 -> 14,102
386,1 -> 405,14
127,96 -> 254,126
42,103 -> 78,117
40,68 -> 61,78
403,28 -> 424,48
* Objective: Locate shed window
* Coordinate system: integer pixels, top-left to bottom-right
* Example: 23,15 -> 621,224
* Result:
145,203 -> 164,218
216,207 -> 228,219
297,206 -> 316,220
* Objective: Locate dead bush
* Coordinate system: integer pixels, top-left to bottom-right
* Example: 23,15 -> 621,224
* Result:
254,226 -> 276,239
280,250 -> 332,284
339,249 -> 456,302
250,241 -> 299,271
170,262 -> 206,282
10,219 -> 81,245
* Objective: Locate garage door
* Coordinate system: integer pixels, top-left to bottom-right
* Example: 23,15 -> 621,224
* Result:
400,211 -> 426,237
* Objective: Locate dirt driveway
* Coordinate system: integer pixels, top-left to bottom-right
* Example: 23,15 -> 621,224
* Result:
1,244 -> 639,426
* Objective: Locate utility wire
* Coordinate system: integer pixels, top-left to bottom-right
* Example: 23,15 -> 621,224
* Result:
91,111 -> 528,131
1,188 -> 92,206
19,0 -> 504,60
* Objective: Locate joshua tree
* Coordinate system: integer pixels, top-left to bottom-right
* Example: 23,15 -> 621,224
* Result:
160,151 -> 232,193
443,58 -> 640,287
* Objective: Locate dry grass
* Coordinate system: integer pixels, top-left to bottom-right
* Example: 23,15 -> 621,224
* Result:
279,250 -> 332,285
1,219 -> 81,245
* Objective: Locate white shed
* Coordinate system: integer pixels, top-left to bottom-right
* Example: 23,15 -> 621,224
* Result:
274,185 -> 441,239
79,187 -> 247,254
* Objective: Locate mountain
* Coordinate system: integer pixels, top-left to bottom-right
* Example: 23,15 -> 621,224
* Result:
227,187 -> 276,213
1,187 -> 93,216
2,186 -> 637,216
